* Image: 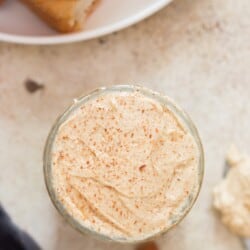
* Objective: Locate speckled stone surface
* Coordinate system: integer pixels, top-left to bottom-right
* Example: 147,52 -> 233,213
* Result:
0,0 -> 249,249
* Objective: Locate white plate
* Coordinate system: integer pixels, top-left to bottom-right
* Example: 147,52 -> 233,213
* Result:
0,0 -> 172,45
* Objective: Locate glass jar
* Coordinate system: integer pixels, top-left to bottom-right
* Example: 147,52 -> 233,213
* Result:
43,85 -> 204,243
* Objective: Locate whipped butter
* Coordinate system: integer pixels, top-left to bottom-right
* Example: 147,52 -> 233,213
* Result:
50,89 -> 201,240
213,146 -> 250,237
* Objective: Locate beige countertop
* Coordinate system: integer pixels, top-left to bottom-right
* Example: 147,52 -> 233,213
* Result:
0,0 -> 249,249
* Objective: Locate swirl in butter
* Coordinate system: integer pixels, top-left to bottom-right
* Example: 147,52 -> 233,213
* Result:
52,91 -> 200,240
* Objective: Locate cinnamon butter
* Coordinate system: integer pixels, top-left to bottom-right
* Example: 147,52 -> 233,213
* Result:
45,86 -> 203,241
213,146 -> 250,237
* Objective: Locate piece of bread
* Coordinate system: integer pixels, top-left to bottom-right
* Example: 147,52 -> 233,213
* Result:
21,0 -> 99,33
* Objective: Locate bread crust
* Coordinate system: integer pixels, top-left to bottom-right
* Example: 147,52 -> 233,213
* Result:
21,0 -> 100,33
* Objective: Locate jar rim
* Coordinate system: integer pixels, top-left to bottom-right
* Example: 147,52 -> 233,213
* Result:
43,84 -> 204,243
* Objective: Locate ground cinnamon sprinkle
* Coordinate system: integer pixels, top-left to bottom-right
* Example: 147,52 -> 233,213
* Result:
52,91 -> 199,240
139,165 -> 146,172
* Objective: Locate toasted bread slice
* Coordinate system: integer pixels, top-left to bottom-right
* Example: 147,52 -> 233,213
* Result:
21,0 -> 99,33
